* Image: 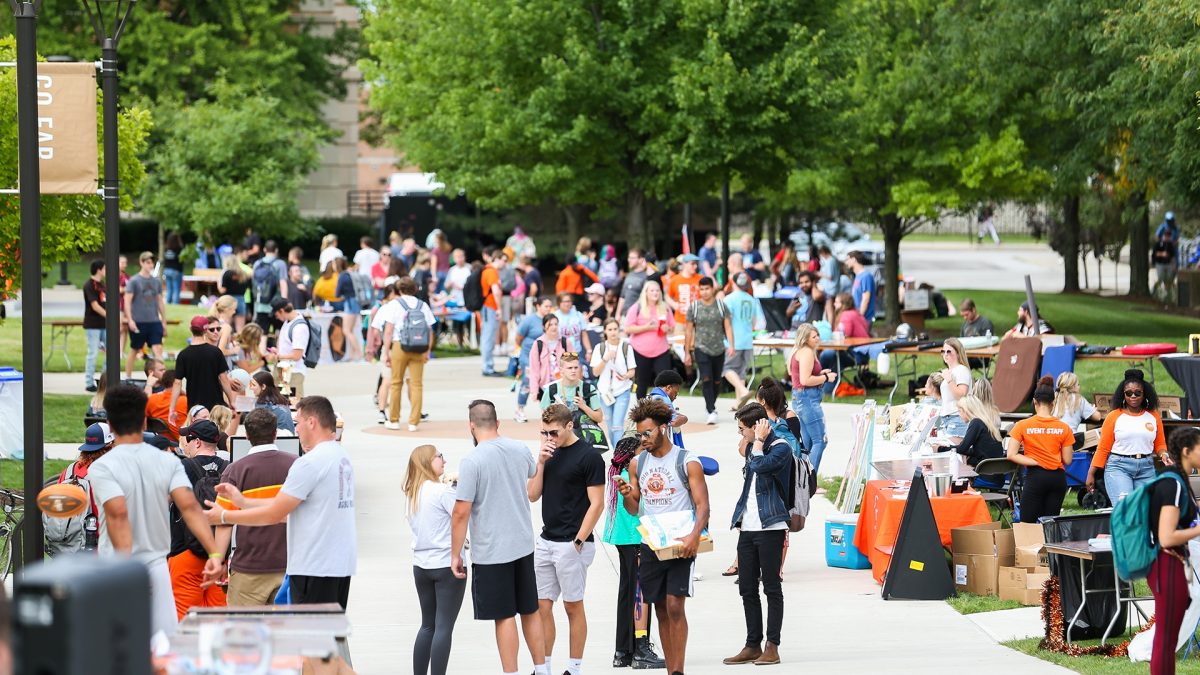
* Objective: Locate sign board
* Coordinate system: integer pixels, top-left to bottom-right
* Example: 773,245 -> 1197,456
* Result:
24,62 -> 98,194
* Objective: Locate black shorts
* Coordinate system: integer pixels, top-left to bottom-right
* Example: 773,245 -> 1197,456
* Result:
130,321 -> 164,349
638,543 -> 695,604
289,574 -> 351,610
472,553 -> 539,620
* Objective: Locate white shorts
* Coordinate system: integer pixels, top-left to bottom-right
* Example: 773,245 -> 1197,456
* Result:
534,536 -> 595,602
148,557 -> 178,638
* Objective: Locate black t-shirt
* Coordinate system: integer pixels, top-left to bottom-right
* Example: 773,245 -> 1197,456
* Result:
524,268 -> 544,297
221,270 -> 250,298
174,343 -> 229,411
1153,240 -> 1178,264
1149,474 -> 1196,549
953,418 -> 1005,467
170,454 -> 231,557
540,438 -> 606,542
83,279 -> 105,329
588,305 -> 609,324
163,246 -> 183,272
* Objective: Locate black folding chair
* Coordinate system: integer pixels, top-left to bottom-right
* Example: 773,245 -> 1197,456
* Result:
973,457 -> 1023,526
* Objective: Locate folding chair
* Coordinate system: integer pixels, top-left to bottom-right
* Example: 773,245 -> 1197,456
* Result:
1039,344 -> 1076,382
974,457 -> 1023,525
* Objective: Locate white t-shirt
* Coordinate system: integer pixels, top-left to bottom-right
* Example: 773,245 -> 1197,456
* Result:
318,246 -> 344,273
1058,399 -> 1097,431
590,339 -> 634,397
638,445 -> 702,516
940,364 -> 972,416
741,445 -> 788,532
89,442 -> 192,565
353,248 -> 380,272
278,316 -> 310,375
445,264 -> 472,305
280,440 -> 357,577
409,481 -> 456,569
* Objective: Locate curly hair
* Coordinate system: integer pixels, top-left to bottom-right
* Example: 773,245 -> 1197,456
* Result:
628,397 -> 672,427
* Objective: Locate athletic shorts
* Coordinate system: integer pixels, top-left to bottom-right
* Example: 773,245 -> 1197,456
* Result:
723,349 -> 753,379
501,295 -> 514,322
534,537 -> 595,602
130,321 -> 164,349
638,543 -> 695,603
472,553 -> 538,620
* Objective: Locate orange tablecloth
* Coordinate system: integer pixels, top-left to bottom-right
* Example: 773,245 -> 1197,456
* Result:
852,479 -> 992,583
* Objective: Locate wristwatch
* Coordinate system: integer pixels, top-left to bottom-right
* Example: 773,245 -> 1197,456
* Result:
574,538 -> 584,548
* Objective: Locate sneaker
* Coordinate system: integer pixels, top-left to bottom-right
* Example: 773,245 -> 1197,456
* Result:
421,412 -> 429,420
407,424 -> 418,432
706,411 -> 717,425
377,410 -> 386,425
85,384 -> 98,393
383,421 -> 401,430
514,410 -> 528,424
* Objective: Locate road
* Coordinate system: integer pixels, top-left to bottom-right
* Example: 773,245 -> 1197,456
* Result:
897,241 -> 1130,294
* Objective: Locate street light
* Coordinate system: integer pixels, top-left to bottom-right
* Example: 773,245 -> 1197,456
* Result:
79,0 -> 134,388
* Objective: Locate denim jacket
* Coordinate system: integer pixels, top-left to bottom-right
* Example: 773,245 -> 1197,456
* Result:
730,432 -> 793,530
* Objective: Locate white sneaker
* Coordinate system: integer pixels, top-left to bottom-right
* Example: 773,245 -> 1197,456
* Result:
407,424 -> 418,432
377,411 -> 386,425
706,411 -> 718,425
383,421 -> 401,430
514,410 -> 527,424
693,572 -> 704,581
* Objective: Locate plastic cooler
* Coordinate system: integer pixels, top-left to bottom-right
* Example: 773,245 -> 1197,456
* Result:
825,513 -> 871,569
0,368 -> 23,459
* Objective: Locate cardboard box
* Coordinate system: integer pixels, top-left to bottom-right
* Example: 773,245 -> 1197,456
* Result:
951,522 -> 1015,596
998,565 -> 1051,605
636,526 -> 714,561
1013,522 -> 1047,568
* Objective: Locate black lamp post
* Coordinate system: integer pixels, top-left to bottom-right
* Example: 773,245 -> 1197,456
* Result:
80,0 -> 134,388
7,0 -> 46,569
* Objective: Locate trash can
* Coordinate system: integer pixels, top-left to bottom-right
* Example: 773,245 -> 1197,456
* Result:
1041,513 -> 1124,642
0,368 -> 23,459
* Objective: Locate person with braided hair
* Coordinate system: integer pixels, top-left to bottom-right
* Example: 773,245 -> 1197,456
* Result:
1006,376 -> 1075,523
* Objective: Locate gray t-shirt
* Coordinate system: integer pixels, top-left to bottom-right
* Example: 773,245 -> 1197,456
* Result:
126,274 -> 163,323
960,315 -> 995,338
687,299 -> 727,356
456,436 -> 537,564
620,270 -> 648,310
89,442 -> 191,565
280,440 -> 357,577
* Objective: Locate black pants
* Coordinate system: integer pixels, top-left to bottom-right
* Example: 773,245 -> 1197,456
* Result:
633,350 -> 672,399
1020,466 -> 1067,523
615,544 -> 654,653
693,350 -> 725,413
413,566 -> 467,675
290,575 -> 351,609
736,530 -> 785,646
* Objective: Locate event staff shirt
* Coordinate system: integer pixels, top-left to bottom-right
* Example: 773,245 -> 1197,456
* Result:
1008,415 -> 1074,470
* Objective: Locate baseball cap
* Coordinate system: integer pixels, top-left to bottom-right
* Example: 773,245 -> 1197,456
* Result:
139,251 -> 155,263
270,296 -> 291,313
679,253 -> 700,264
190,315 -> 213,333
180,420 -> 221,444
584,283 -> 606,296
735,272 -> 753,290
79,422 -> 113,452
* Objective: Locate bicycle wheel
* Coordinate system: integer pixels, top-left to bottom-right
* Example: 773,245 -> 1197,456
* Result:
0,521 -> 14,582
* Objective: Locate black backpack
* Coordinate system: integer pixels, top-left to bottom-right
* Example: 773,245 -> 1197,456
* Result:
546,380 -> 610,453
288,316 -> 322,369
183,456 -> 229,556
252,259 -> 280,314
463,266 -> 485,312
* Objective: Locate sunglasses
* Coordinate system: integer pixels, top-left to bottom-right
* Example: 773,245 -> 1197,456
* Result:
562,351 -> 579,359
540,430 -> 560,438
634,426 -> 662,440
206,326 -> 222,333
1124,390 -> 1144,398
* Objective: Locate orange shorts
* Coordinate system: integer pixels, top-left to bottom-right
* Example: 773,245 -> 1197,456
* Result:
168,549 -> 226,620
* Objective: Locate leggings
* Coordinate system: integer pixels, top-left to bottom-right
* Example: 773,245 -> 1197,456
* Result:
1149,549 -> 1189,675
413,566 -> 467,675
693,350 -> 725,414
633,350 -> 672,399
1019,466 -> 1067,523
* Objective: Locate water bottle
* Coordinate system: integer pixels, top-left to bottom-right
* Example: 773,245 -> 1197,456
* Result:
83,513 -> 99,552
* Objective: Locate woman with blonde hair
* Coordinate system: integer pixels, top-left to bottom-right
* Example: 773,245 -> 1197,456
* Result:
624,280 -> 674,396
937,337 -> 972,436
217,256 -> 249,327
210,295 -> 241,368
403,445 -> 465,675
789,322 -> 835,472
233,323 -> 266,373
318,233 -> 343,273
208,404 -> 235,451
1053,372 -> 1100,430
953,394 -> 1005,471
334,257 -> 365,362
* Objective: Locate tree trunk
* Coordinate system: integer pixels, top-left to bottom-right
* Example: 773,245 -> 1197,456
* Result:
563,205 -> 581,254
881,213 -> 903,327
752,211 -> 764,252
1127,189 -> 1151,297
626,189 -> 647,252
779,212 -> 795,243
1061,195 -> 1080,292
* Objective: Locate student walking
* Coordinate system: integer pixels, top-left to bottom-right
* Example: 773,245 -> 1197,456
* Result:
1087,369 -> 1167,502
615,398 -> 711,675
404,444 -> 466,675
515,297 -> 555,424
722,274 -> 765,410
124,251 -> 168,379
1006,377 -> 1075,523
206,396 -> 357,609
590,319 -> 636,447
624,281 -> 674,397
89,384 -> 225,638
724,403 -> 791,666
214,409 -> 296,606
528,404 -> 606,675
1147,427 -> 1200,675
524,311 -> 566,424
83,259 -> 107,391
382,277 -> 437,431
684,277 -> 732,425
450,400 -> 549,675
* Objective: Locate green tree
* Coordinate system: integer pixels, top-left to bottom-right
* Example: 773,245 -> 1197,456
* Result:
139,85 -> 321,246
361,0 -> 825,249
0,36 -> 152,298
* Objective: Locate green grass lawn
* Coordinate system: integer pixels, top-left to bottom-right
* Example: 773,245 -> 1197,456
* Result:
1,459 -> 74,492
45,394 -> 93,443
947,592 -> 1027,615
1004,635 -> 1200,674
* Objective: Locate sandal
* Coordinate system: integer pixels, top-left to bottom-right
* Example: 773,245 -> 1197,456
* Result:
722,564 -> 739,577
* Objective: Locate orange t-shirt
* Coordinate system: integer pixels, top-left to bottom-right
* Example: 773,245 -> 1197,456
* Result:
480,266 -> 500,310
146,390 -> 188,441
1008,415 -> 1074,470
668,274 -> 700,323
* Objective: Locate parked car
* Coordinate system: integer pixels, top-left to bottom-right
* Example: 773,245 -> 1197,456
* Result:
789,222 -> 885,266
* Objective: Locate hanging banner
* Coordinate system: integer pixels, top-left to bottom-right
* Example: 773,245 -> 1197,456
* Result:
26,62 -> 98,195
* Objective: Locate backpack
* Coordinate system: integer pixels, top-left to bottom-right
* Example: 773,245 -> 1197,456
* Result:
397,297 -> 432,353
499,266 -> 518,293
599,258 -> 620,289
252,259 -> 280,313
43,463 -> 97,556
636,446 -> 694,516
463,266 -> 485,312
1112,472 -> 1190,581
351,271 -> 374,307
785,442 -> 816,532
287,316 -> 322,369
547,380 -> 610,452
182,456 -> 229,555
536,336 -> 569,363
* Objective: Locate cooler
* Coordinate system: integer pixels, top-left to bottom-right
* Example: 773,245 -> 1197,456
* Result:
826,513 -> 871,569
0,368 -> 22,459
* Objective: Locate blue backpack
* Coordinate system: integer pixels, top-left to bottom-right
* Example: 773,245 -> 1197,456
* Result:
1112,472 -> 1189,582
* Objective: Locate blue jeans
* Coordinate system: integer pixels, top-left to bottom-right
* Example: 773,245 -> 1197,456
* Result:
602,389 -> 632,446
517,373 -> 531,407
163,268 -> 183,304
1104,454 -> 1157,503
937,413 -> 968,438
85,328 -> 104,387
480,306 -> 498,373
793,386 -> 828,473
